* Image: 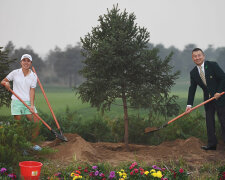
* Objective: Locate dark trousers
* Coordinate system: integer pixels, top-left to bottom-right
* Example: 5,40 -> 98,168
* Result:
205,101 -> 225,146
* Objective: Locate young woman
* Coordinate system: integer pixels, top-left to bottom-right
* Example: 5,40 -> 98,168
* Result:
1,54 -> 41,146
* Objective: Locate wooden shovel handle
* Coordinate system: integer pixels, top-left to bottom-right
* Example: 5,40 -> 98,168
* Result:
7,87 -> 52,131
32,66 -> 61,129
167,92 -> 225,125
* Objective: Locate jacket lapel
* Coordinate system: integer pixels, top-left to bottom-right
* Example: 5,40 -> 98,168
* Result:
204,61 -> 209,82
193,66 -> 202,83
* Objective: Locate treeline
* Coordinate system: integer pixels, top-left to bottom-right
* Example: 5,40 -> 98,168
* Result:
3,41 -> 225,87
153,44 -> 225,76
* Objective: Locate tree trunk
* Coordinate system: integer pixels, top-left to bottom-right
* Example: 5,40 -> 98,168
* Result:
122,92 -> 129,151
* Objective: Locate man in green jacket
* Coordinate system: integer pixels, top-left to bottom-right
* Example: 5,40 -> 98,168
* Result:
186,48 -> 225,150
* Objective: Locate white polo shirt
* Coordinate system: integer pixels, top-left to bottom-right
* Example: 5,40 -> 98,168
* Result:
6,68 -> 37,101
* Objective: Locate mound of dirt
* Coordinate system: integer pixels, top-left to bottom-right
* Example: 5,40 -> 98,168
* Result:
42,134 -> 225,167
43,133 -> 98,163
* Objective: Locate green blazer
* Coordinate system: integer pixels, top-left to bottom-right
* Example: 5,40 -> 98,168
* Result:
187,61 -> 225,107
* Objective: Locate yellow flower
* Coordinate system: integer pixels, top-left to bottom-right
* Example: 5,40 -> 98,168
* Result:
119,178 -> 124,180
144,171 -> 149,175
151,171 -> 162,178
118,171 -> 127,178
150,169 -> 156,173
73,175 -> 82,179
151,172 -> 157,177
71,172 -> 75,177
156,171 -> 162,178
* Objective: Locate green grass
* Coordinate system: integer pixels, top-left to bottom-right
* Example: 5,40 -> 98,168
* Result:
0,80 -> 205,118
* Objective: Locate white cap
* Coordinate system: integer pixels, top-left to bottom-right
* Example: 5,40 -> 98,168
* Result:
21,54 -> 32,61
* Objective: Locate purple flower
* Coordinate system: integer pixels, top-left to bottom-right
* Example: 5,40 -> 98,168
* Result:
0,168 -> 7,174
100,173 -> 105,177
152,165 -> 161,170
109,171 -> 115,179
92,166 -> 98,170
8,173 -> 16,179
95,170 -> 99,176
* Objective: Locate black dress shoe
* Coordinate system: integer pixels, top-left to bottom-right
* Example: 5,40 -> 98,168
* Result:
201,145 -> 217,150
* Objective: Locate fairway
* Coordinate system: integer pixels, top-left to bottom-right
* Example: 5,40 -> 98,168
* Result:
0,80 -> 204,118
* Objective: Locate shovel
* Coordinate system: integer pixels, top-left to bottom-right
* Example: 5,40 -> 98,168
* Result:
6,87 -> 68,141
145,91 -> 225,133
32,67 -> 67,140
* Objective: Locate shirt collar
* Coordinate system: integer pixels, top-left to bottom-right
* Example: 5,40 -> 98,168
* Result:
197,61 -> 205,69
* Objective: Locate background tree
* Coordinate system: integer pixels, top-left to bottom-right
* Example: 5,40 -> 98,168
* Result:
78,5 -> 179,149
216,47 -> 225,70
46,44 -> 83,87
4,41 -> 15,57
0,47 -> 16,107
204,44 -> 216,61
52,44 -> 84,87
10,46 -> 45,75
44,46 -> 63,84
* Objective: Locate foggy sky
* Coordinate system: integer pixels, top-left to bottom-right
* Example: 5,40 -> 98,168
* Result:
1,0 -> 225,57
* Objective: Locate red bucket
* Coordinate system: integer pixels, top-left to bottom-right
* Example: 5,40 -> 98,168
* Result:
19,161 -> 43,180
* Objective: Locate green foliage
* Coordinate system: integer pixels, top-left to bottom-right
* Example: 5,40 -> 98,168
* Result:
217,165 -> 225,180
163,167 -> 188,180
37,107 -> 214,145
0,47 -> 15,108
157,111 -> 207,142
39,108 -> 113,142
79,116 -> 113,142
78,4 -> 180,147
79,4 -> 179,112
0,118 -> 38,168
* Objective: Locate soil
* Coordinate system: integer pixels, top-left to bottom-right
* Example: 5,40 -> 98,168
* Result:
42,133 -> 225,168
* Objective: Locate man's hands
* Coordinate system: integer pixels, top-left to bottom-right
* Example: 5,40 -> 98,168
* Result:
185,106 -> 192,113
214,93 -> 221,100
185,93 -> 221,114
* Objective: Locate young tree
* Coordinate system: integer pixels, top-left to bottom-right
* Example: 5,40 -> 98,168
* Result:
78,5 -> 179,149
0,47 -> 15,107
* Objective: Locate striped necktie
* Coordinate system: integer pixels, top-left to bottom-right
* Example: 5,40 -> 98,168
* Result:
199,66 -> 207,86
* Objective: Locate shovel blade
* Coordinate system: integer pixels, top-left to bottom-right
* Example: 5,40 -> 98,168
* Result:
144,127 -> 158,133
51,129 -> 68,142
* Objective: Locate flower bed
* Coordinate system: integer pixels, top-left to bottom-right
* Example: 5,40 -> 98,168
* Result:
47,162 -> 188,180
2,162 -> 224,179
0,168 -> 16,180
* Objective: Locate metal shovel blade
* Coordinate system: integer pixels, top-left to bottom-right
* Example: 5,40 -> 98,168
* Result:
144,127 -> 158,133
51,129 -> 68,142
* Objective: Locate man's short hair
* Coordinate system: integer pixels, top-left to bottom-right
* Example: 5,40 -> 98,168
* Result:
192,48 -> 204,54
